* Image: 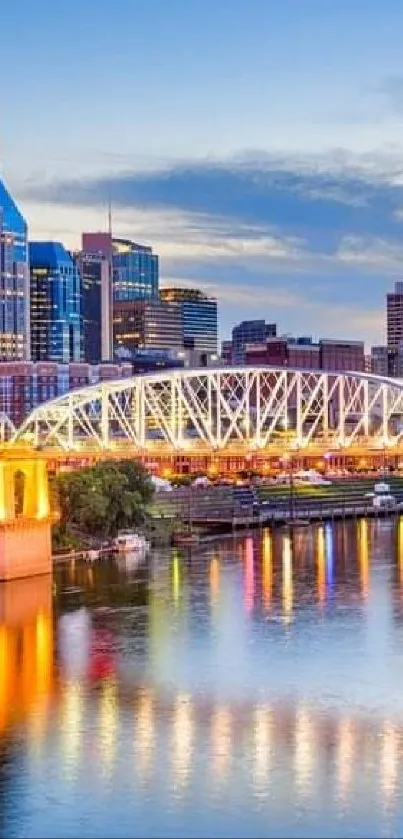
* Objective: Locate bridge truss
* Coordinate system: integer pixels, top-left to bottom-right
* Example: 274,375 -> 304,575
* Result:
11,367 -> 403,455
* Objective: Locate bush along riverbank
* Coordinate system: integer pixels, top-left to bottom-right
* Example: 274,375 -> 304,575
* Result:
50,460 -> 155,553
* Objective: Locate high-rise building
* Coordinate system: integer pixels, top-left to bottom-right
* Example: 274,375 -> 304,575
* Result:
113,238 -> 159,301
77,244 -> 113,363
81,233 -> 159,303
387,281 -> 403,349
160,287 -> 218,355
114,299 -> 182,355
232,320 -> 277,364
29,242 -> 82,363
0,178 -> 30,360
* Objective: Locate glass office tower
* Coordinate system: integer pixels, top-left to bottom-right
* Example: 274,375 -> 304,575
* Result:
81,234 -> 159,302
29,242 -> 82,363
112,238 -> 159,301
77,250 -> 113,363
0,178 -> 30,360
160,287 -> 218,355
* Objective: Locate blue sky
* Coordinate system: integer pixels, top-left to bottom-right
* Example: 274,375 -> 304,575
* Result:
3,0 -> 403,346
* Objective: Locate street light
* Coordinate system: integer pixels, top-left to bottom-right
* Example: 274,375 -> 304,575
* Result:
382,442 -> 388,475
280,452 -> 294,523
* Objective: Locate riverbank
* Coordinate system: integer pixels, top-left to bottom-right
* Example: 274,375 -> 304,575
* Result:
150,476 -> 403,536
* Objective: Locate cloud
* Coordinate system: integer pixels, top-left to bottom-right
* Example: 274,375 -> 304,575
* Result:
22,152 -> 403,255
336,235 -> 403,268
19,149 -> 400,347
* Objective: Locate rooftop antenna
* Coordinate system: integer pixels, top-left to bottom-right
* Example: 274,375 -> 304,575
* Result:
106,187 -> 114,362
108,188 -> 113,239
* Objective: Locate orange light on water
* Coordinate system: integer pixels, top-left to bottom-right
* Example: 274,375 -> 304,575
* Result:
35,612 -> 53,696
316,525 -> 326,606
262,529 -> 272,610
398,517 -> 403,592
209,557 -> 220,606
244,537 -> 255,614
0,626 -> 9,731
172,553 -> 181,606
282,534 -> 293,622
358,518 -> 369,598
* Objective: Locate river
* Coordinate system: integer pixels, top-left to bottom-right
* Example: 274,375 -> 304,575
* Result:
2,518 -> 403,837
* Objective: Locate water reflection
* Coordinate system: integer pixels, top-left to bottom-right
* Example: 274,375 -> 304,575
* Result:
3,520 -> 403,836
0,576 -> 53,736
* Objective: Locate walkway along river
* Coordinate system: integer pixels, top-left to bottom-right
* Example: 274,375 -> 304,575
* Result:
151,477 -> 403,534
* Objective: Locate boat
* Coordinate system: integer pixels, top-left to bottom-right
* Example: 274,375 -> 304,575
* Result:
113,531 -> 150,554
85,549 -> 101,561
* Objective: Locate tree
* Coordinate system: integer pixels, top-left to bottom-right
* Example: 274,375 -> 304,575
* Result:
53,459 -> 155,542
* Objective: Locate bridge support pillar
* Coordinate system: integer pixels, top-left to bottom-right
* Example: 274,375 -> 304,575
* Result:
0,450 -> 52,581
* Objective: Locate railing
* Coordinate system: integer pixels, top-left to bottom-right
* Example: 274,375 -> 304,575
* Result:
151,485 -> 403,529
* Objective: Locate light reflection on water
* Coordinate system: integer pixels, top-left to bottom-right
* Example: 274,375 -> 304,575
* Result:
3,519 -> 403,836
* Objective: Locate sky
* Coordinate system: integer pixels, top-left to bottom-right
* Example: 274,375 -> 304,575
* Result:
3,0 -> 403,347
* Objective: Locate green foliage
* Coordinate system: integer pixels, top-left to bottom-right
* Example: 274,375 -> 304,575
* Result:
52,523 -> 81,552
53,459 -> 154,540
171,474 -> 193,487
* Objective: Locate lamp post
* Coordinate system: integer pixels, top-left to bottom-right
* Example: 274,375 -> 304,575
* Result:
280,453 -> 294,524
382,442 -> 388,476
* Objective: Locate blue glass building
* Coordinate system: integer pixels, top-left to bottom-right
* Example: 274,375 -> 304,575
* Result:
113,238 -> 159,302
0,178 -> 30,360
29,242 -> 82,363
160,288 -> 218,356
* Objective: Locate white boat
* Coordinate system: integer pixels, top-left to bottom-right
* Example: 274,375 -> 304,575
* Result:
113,530 -> 149,554
85,549 -> 100,562
365,481 -> 396,509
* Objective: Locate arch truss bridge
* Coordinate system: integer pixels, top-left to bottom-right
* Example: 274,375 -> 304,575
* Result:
11,368 -> 403,461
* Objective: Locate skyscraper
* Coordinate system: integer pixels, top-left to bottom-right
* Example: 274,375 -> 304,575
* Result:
387,281 -> 403,349
113,238 -> 159,301
0,178 -> 30,360
81,233 -> 159,303
29,242 -> 82,363
160,287 -> 218,355
77,243 -> 113,363
113,299 -> 182,355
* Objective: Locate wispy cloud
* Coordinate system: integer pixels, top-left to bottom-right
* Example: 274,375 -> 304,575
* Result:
22,152 -> 403,253
20,149 -> 399,346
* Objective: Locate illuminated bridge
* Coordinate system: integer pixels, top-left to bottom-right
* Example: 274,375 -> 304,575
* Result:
11,367 -> 403,472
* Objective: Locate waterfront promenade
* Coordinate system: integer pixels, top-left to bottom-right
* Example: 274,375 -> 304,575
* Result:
151,476 -> 403,531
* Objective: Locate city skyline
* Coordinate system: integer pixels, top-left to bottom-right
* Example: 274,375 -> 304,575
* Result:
3,0 -> 403,344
